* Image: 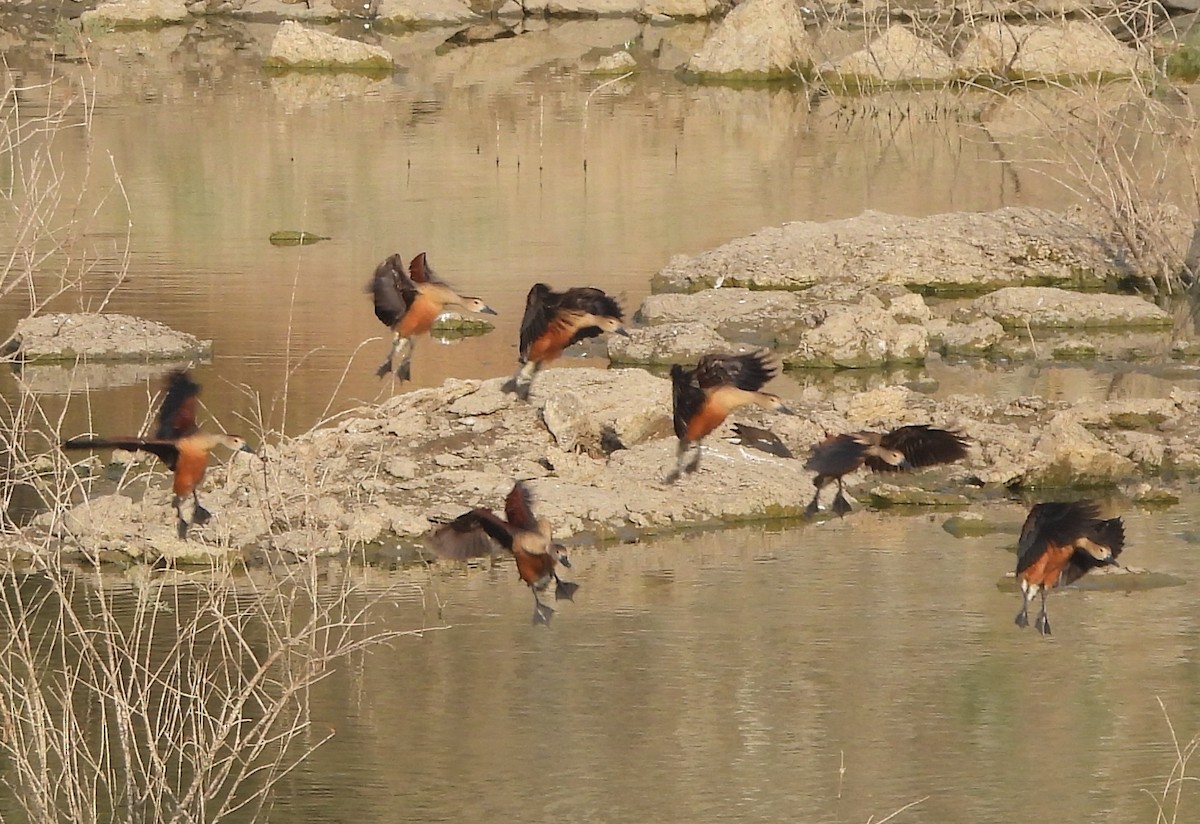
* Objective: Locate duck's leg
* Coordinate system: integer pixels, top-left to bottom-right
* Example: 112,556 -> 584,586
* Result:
532,590 -> 555,625
685,442 -> 702,474
394,338 -> 414,382
1034,589 -> 1051,636
831,478 -> 853,517
191,490 -> 212,527
173,495 -> 190,540
554,575 -> 579,602
805,476 -> 825,518
665,440 -> 694,484
375,331 -> 403,378
1014,580 -> 1034,629
503,360 -> 540,400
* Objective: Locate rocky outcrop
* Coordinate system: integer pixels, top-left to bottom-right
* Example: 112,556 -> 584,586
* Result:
960,287 -> 1172,328
817,26 -> 957,85
2,313 -> 212,364
651,207 -> 1182,295
956,21 -> 1143,80
634,288 -> 805,341
374,0 -> 481,27
606,322 -> 737,365
785,305 -> 928,368
685,0 -> 815,79
81,0 -> 190,25
29,370 -> 1200,565
263,21 -> 394,69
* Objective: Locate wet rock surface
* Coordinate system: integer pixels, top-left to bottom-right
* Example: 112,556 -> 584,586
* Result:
264,21 -> 394,68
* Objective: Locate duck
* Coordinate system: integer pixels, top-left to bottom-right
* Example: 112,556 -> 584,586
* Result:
503,283 -> 628,400
61,369 -> 254,540
802,425 -> 969,517
426,481 -> 578,625
370,252 -> 496,381
1014,500 -> 1124,636
667,350 -> 794,484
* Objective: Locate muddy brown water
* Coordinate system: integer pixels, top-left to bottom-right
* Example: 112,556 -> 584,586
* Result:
3,24 -> 1200,822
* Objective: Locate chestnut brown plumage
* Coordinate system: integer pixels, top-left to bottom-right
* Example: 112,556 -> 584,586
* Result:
666,350 -> 794,483
426,481 -> 578,625
503,283 -> 628,400
61,369 -> 254,540
1014,500 -> 1124,636
804,425 -> 969,517
369,252 -> 496,381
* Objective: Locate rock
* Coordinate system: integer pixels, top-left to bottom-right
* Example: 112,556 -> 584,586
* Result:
593,50 -> 637,73
885,292 -> 932,324
374,0 -> 480,26
81,0 -> 190,25
867,484 -> 971,507
530,0 -> 640,14
3,313 -> 212,364
263,21 -> 394,69
1024,416 -> 1137,487
942,513 -> 1022,538
538,368 -> 672,455
818,26 -> 957,85
785,306 -> 927,368
233,0 -> 340,20
929,318 -> 1007,356
643,0 -> 721,17
960,287 -> 1172,329
652,207 -> 1152,295
686,0 -> 815,79
606,322 -> 736,365
430,311 -> 496,336
957,22 -> 1141,80
634,288 -> 805,342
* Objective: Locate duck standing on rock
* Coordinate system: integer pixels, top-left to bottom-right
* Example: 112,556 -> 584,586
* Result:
667,349 -> 794,484
803,424 -> 969,517
61,369 -> 255,540
502,283 -> 628,401
1013,500 -> 1124,637
426,481 -> 579,626
369,252 -> 497,381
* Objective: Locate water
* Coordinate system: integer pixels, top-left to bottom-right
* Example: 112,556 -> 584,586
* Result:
263,507 -> 1200,824
3,20 -> 1200,823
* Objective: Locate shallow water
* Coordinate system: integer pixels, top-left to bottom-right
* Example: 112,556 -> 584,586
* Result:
3,22 -> 1200,822
251,504 -> 1200,824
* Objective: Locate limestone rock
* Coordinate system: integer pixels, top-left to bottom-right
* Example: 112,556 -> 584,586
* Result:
818,26 -> 957,84
81,0 -> 190,25
606,322 -> 736,365
593,51 -> 637,73
3,313 -> 211,364
929,318 -> 1007,356
374,0 -> 481,26
785,306 -> 928,368
957,22 -> 1142,80
538,368 -> 672,455
961,287 -> 1171,329
686,0 -> 815,78
634,288 -> 805,342
264,21 -> 394,68
233,0 -> 340,20
643,0 -> 722,17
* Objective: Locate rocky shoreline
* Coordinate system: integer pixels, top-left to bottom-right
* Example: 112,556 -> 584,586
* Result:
5,204 -> 1198,567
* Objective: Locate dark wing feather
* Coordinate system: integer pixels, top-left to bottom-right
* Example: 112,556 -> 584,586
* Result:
803,433 -> 869,477
1060,516 -> 1126,587
155,369 -> 201,440
694,350 -> 777,392
730,423 -> 794,458
408,252 -> 441,285
370,254 -> 417,327
1015,500 -> 1102,575
873,425 -> 970,471
426,510 -> 509,559
518,283 -> 555,361
62,437 -> 182,471
558,288 -> 624,348
670,363 -> 704,440
504,482 -> 539,533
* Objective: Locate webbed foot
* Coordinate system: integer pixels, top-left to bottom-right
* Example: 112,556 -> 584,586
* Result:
532,601 -> 555,626
375,360 -> 393,379
831,493 -> 853,517
555,580 -> 579,602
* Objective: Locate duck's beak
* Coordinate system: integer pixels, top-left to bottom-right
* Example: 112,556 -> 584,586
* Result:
479,305 -> 498,316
